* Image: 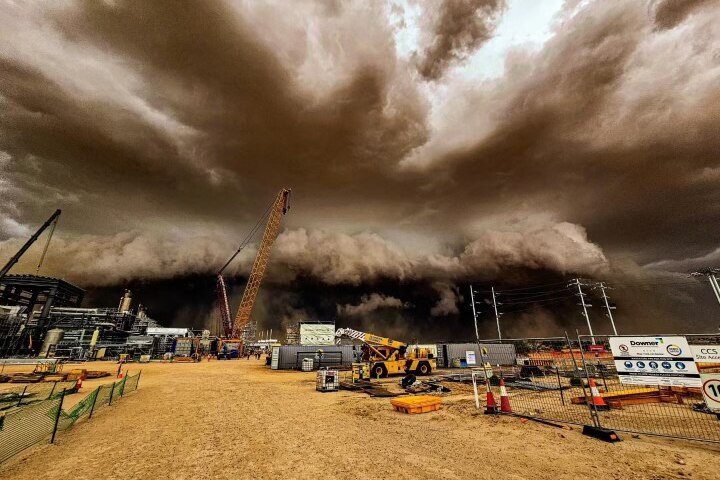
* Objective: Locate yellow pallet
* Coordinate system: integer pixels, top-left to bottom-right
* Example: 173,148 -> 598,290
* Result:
599,387 -> 656,399
391,395 -> 442,414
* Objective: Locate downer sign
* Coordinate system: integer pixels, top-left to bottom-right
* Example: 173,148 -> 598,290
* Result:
609,336 -> 700,388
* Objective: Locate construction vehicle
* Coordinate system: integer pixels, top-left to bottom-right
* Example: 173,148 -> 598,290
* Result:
335,328 -> 436,378
214,188 -> 291,352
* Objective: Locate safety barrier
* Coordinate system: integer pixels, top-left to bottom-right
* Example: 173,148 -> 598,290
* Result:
0,380 -> 78,408
473,334 -> 720,443
0,371 -> 141,463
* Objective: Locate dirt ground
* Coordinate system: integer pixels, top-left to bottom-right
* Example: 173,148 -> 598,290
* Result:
2,360 -> 720,480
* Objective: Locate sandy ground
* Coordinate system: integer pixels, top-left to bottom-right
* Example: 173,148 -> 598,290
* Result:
2,360 -> 720,480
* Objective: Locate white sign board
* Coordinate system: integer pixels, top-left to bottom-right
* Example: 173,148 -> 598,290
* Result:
299,323 -> 335,346
465,351 -> 477,365
691,345 -> 720,364
700,374 -> 720,412
270,346 -> 280,370
609,336 -> 701,387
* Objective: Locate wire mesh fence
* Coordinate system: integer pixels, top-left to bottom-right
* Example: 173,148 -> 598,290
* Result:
0,380 -> 78,410
475,335 -> 720,443
580,334 -> 720,442
0,397 -> 61,463
0,371 -> 141,464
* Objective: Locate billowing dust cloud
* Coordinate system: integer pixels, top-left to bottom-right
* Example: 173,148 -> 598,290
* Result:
2,0 -> 720,336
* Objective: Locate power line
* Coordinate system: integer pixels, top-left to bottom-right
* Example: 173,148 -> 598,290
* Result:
498,294 -> 577,306
474,280 -> 570,294
495,287 -> 574,299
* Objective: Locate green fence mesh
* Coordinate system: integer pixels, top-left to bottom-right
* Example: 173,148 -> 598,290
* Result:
0,381 -> 77,409
0,372 -> 141,465
0,397 -> 61,463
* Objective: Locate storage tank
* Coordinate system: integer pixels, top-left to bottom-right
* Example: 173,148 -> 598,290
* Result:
118,290 -> 132,313
40,329 -> 64,358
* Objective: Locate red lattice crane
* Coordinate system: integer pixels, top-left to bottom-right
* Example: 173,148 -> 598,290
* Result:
215,188 -> 291,339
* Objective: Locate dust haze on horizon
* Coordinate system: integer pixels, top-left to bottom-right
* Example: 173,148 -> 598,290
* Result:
2,0 -> 720,339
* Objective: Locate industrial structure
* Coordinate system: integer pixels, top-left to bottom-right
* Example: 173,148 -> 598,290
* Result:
214,188 -> 291,350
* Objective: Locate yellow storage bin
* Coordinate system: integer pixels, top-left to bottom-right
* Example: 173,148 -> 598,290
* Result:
391,395 -> 442,414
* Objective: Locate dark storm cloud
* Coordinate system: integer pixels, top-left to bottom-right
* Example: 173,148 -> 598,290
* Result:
1,0 -> 428,233
414,0 -> 720,264
653,0 -> 714,30
415,0 -> 507,80
2,0 -> 720,334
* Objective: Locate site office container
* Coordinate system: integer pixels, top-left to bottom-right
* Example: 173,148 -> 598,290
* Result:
437,343 -> 517,368
270,345 -> 359,370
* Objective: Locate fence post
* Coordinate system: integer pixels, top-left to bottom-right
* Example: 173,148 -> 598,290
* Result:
108,382 -> 116,406
564,331 -> 599,428
555,366 -> 565,406
120,374 -> 126,398
50,388 -> 66,444
17,385 -> 27,407
48,381 -> 57,400
136,370 -> 142,390
88,386 -> 100,419
575,331 -> 602,428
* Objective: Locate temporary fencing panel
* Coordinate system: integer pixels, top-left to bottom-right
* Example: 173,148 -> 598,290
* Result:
0,372 -> 142,464
482,335 -> 720,443
580,334 -> 720,442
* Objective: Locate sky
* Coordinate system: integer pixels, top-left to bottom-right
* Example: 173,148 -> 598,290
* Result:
1,0 -> 720,339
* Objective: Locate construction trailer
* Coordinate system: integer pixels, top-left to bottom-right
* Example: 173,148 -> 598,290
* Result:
435,343 -> 517,368
270,345 -> 359,370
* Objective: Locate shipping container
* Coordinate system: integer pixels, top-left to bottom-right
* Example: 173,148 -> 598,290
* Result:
270,345 -> 359,370
437,343 -> 516,367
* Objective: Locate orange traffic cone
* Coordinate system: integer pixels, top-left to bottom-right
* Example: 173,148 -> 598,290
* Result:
484,380 -> 499,415
499,378 -> 512,413
118,370 -> 123,379
588,378 -> 609,411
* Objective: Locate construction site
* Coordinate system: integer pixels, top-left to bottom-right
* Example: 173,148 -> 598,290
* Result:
3,1 -> 720,478
1,187 -> 720,480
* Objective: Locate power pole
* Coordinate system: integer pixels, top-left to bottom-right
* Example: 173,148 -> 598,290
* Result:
597,282 -> 618,336
572,278 -> 595,343
691,269 -> 720,307
469,286 -> 481,344
491,286 -> 502,340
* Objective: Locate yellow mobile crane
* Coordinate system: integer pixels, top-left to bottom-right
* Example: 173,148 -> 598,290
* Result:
216,188 -> 291,355
335,327 -> 436,378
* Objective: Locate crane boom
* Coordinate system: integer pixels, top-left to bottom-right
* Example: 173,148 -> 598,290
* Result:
231,188 -> 291,339
335,327 -> 406,349
0,209 -> 61,281
216,274 -> 233,337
